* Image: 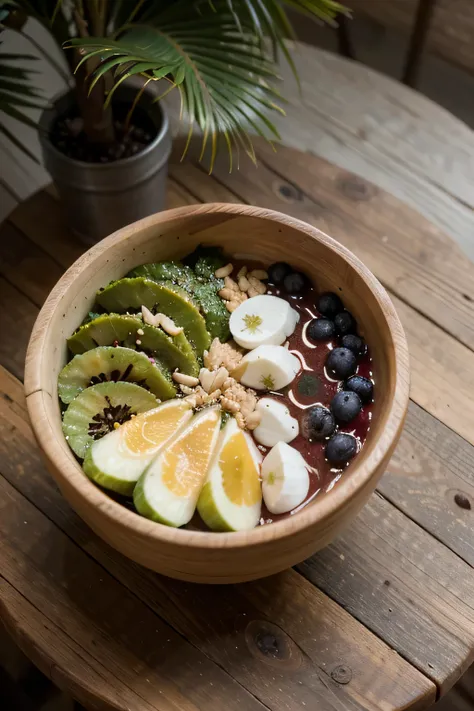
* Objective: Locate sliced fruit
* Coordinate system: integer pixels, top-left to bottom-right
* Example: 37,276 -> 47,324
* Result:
129,263 -> 229,341
235,345 -> 301,391
134,407 -> 221,527
96,278 -> 210,355
197,417 -> 262,532
58,346 -> 176,404
230,294 -> 299,349
83,399 -> 193,495
68,313 -> 199,376
128,261 -> 195,289
261,442 -> 310,515
62,381 -> 158,459
253,397 -> 299,447
68,313 -> 142,354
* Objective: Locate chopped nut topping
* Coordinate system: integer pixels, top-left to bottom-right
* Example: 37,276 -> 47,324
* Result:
172,372 -> 200,387
238,275 -> 251,292
245,410 -> 262,430
248,276 -> 266,295
218,288 -> 235,301
237,266 -> 247,279
141,305 -> 183,335
215,263 -> 234,278
221,397 -> 240,413
204,338 -> 244,372
179,384 -> 195,395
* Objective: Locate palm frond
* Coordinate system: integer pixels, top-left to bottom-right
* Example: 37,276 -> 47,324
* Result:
0,49 -> 45,162
66,5 -> 288,169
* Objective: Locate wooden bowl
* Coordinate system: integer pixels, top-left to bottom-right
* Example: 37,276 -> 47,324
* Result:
25,204 -> 409,583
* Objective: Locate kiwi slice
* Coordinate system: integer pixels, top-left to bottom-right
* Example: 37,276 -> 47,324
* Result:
129,262 -> 229,341
67,314 -> 199,376
96,278 -> 211,355
128,261 -> 196,289
58,346 -> 176,404
62,381 -> 158,459
68,313 -> 142,354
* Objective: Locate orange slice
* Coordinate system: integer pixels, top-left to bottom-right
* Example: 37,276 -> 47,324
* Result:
197,417 -> 262,532
83,399 -> 192,496
134,407 -> 221,527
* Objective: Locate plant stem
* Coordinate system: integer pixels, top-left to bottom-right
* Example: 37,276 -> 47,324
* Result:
73,1 -> 115,145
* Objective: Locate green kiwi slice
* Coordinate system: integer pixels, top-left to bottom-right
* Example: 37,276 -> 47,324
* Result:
96,278 -> 210,355
62,381 -> 158,459
67,314 -> 199,376
129,262 -> 229,341
58,346 -> 176,404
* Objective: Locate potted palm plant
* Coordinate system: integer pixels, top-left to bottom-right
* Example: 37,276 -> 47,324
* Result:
0,0 -> 345,244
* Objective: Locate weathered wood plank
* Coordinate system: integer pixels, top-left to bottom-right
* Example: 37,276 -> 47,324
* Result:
0,365 -> 436,711
275,45 -> 474,262
0,221 -> 63,308
252,138 -> 474,350
379,402 -> 474,567
0,476 -> 271,711
0,279 -> 38,381
347,0 -> 474,76
297,492 -> 474,695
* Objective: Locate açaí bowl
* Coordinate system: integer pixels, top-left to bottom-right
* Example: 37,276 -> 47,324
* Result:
25,204 -> 409,583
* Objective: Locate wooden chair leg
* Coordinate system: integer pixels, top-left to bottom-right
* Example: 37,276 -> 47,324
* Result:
336,15 -> 356,60
402,0 -> 437,86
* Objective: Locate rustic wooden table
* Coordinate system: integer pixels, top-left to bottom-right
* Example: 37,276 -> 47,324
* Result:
1,45 -> 474,711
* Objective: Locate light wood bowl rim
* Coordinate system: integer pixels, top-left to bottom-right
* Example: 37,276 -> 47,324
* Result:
25,203 -> 410,549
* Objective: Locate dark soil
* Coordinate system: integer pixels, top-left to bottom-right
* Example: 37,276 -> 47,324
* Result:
50,102 -> 158,164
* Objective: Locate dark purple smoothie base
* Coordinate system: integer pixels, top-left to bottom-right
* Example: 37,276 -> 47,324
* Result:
257,279 -> 374,525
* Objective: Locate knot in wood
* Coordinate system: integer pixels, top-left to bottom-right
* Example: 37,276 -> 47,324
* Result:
331,664 -> 352,684
244,620 -> 303,669
454,492 -> 471,510
276,182 -> 303,203
338,176 -> 373,201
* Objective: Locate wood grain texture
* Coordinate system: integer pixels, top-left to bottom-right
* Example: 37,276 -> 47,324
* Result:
270,45 -> 474,262
347,0 -> 474,75
0,279 -> 38,381
0,365 -> 437,710
24,203 -> 409,584
0,478 -> 270,711
297,492 -> 474,695
379,402 -> 474,568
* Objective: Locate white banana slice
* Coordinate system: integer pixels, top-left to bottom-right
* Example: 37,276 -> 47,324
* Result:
253,397 -> 299,447
229,295 -> 299,349
261,442 -> 310,514
235,345 -> 301,391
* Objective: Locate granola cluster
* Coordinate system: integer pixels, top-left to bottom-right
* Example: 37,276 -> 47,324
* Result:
173,337 -> 262,430
216,264 -> 268,313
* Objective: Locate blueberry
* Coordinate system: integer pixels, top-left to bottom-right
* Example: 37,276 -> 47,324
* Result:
341,334 -> 366,357
268,262 -> 291,285
307,318 -> 336,341
325,347 -> 357,379
317,292 -> 343,319
326,433 -> 358,465
301,405 -> 336,441
283,271 -> 306,294
334,310 -> 357,336
330,390 -> 362,423
345,375 -> 374,404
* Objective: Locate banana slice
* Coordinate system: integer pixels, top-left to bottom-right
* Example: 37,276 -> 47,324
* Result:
261,442 -> 310,514
229,295 -> 299,349
83,399 -> 193,495
134,406 -> 221,527
197,417 -> 263,531
235,345 -> 301,391
253,397 -> 299,447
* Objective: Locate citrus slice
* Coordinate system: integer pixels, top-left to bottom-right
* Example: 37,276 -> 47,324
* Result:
83,399 -> 193,495
197,417 -> 263,532
134,406 -> 221,527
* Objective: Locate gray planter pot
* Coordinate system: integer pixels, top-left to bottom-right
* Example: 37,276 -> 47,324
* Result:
39,84 -> 171,245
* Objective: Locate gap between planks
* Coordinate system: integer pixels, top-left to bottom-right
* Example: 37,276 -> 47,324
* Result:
1,363 -> 471,703
0,365 -> 439,711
